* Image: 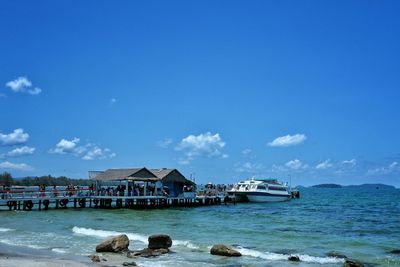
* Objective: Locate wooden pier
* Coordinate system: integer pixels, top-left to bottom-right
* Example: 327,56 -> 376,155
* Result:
0,194 -> 223,212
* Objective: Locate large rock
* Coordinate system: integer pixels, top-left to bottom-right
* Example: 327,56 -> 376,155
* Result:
344,259 -> 364,267
148,234 -> 172,249
210,244 -> 242,257
96,234 -> 130,253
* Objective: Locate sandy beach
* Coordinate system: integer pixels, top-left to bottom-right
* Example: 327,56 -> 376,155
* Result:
0,242 -> 92,267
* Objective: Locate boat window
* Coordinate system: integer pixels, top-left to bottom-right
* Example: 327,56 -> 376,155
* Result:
268,186 -> 287,191
257,185 -> 266,190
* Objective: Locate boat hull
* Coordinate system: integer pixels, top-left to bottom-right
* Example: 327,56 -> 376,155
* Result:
246,192 -> 291,202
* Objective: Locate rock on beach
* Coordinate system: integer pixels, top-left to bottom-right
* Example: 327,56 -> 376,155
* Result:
148,234 -> 172,249
127,248 -> 169,258
96,234 -> 130,253
288,255 -> 300,261
344,259 -> 364,267
210,244 -> 242,257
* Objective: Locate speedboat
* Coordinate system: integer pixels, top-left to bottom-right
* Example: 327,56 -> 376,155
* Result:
228,178 -> 291,202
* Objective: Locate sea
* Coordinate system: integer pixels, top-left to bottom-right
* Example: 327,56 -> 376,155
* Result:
0,187 -> 399,266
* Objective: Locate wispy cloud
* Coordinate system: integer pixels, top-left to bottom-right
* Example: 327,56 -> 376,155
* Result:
157,138 -> 173,148
341,159 -> 357,167
0,161 -> 33,171
241,148 -> 252,155
110,98 -> 117,105
5,76 -> 42,95
268,134 -> 307,147
176,132 -> 228,164
3,146 -> 35,158
285,159 -> 308,170
367,161 -> 399,175
316,160 -> 333,170
234,161 -> 264,173
0,129 -> 29,146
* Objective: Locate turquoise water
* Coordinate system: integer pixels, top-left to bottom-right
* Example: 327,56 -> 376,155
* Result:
0,187 -> 399,266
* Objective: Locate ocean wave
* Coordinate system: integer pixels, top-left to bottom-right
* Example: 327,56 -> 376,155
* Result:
0,239 -> 47,250
72,226 -> 199,249
51,248 -> 67,254
0,227 -> 14,232
236,247 -> 344,264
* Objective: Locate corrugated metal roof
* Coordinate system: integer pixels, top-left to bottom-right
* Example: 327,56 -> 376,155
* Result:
93,168 -> 157,181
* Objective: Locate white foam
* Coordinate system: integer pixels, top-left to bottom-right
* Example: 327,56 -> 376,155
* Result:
72,226 -> 199,249
236,247 -> 344,264
173,240 -> 199,249
0,239 -> 46,250
0,227 -> 13,232
72,226 -> 148,243
52,248 -> 67,254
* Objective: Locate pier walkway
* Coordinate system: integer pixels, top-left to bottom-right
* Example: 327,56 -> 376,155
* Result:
0,188 -> 223,211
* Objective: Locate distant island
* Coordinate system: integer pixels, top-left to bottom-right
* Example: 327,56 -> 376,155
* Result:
312,184 -> 342,188
311,183 -> 396,190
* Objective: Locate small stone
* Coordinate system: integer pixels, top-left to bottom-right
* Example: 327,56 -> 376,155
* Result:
89,254 -> 101,262
122,262 -> 137,266
344,259 -> 364,267
210,244 -> 242,257
288,255 -> 300,262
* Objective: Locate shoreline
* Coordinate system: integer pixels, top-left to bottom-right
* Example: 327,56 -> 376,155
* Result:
0,242 -> 92,267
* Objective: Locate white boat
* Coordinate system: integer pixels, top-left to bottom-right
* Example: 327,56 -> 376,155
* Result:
228,178 -> 291,202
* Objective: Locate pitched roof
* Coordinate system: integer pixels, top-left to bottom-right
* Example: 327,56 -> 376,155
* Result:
93,167 -> 157,181
150,168 -> 174,179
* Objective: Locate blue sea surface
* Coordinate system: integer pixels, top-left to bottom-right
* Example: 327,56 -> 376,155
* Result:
0,187 -> 399,266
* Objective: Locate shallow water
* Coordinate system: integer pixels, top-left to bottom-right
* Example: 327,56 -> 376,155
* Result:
0,187 -> 399,266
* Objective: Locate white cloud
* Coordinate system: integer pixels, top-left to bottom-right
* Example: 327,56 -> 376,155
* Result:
316,160 -> 333,170
0,128 -> 29,146
110,98 -> 117,105
268,134 -> 307,147
0,93 -> 6,98
49,138 -> 80,154
234,162 -> 264,173
49,138 -> 116,160
285,159 -> 306,170
0,161 -> 33,171
5,76 -> 42,95
176,132 -> 227,164
157,138 -> 173,148
6,77 -> 32,92
4,146 -> 35,157
82,146 -> 116,160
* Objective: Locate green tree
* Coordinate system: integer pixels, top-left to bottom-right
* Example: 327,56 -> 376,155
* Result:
0,172 -> 13,186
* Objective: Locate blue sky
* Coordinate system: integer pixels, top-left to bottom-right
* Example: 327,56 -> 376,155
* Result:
1,1 -> 400,186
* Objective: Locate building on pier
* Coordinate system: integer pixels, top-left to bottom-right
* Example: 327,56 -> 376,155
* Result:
90,167 -> 194,198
